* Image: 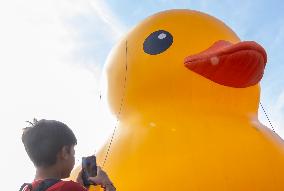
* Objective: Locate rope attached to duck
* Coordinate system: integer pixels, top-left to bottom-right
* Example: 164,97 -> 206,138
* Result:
102,40 -> 129,167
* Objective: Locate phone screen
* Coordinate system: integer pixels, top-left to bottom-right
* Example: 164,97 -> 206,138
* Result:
82,155 -> 97,186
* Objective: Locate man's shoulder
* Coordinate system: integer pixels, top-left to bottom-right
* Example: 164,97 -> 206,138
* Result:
48,180 -> 87,191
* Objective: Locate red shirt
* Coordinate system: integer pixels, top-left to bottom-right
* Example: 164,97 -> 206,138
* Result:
23,180 -> 87,191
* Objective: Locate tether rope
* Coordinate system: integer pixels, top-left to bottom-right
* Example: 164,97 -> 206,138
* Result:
260,102 -> 276,133
102,41 -> 128,167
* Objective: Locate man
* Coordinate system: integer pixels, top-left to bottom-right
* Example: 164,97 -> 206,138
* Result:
20,119 -> 116,191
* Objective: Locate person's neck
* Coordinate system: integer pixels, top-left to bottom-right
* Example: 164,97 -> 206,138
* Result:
34,164 -> 62,180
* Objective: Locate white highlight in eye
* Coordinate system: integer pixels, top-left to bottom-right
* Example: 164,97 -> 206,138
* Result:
158,33 -> 167,39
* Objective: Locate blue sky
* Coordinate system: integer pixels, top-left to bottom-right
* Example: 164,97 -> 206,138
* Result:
0,0 -> 283,190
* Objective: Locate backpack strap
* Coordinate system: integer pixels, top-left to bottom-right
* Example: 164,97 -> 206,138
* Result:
19,183 -> 32,191
33,179 -> 61,191
19,179 -> 61,191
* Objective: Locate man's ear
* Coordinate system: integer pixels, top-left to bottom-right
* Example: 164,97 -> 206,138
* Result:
58,146 -> 70,160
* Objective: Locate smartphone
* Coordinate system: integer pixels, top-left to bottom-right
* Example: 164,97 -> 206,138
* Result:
82,155 -> 97,186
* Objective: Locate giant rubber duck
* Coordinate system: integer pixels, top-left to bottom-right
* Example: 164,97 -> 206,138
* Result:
96,10 -> 284,190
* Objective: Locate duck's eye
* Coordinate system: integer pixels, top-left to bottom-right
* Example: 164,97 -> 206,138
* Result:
143,30 -> 173,55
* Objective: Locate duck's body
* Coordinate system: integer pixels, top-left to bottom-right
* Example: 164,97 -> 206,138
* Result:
98,101 -> 284,190
96,10 -> 284,190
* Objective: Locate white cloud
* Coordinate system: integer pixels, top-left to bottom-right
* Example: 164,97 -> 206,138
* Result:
259,93 -> 284,138
270,92 -> 284,134
87,0 -> 126,39
258,25 -> 284,137
0,0 -> 120,190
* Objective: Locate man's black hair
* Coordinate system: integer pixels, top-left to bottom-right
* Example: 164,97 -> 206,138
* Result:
22,119 -> 77,167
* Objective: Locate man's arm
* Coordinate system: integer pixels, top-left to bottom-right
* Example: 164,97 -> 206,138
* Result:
88,166 -> 116,191
76,166 -> 116,191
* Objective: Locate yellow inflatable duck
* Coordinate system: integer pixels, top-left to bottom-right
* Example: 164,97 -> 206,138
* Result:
95,9 -> 284,190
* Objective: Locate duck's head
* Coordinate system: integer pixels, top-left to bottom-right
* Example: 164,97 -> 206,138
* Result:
104,10 -> 267,118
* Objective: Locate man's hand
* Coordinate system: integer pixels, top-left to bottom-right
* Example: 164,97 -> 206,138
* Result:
76,169 -> 84,186
88,166 -> 116,191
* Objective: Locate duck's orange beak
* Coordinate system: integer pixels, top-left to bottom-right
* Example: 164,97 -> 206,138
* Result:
184,40 -> 267,88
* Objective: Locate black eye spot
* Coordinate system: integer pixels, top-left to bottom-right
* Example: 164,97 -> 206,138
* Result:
143,30 -> 173,55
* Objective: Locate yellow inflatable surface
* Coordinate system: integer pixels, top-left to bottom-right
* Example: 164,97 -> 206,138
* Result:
81,10 -> 284,190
